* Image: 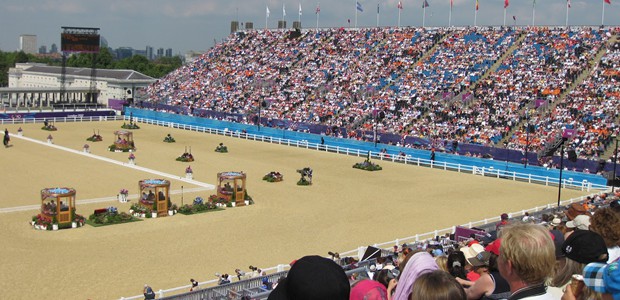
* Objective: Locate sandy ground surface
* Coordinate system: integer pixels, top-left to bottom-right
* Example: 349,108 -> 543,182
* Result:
0,121 -> 590,300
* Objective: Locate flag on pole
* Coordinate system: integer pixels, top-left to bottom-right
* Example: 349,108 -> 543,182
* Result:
267,6 -> 271,18
533,0 -> 536,7
505,0 -> 509,8
299,3 -> 302,16
513,15 -> 516,20
283,3 -> 286,17
450,0 -> 453,8
604,0 -> 611,4
476,0 -> 479,10
316,3 -> 320,13
377,3 -> 380,13
567,0 -> 571,8
423,0 -> 429,8
357,1 -> 364,12
398,1 -> 403,9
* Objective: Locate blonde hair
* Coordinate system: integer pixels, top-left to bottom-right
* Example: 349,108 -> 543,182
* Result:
435,255 -> 448,272
499,223 -> 555,285
551,257 -> 583,287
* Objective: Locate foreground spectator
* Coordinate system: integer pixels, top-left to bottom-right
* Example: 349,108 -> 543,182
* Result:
456,248 -> 511,300
550,229 -> 610,298
410,270 -> 466,300
350,279 -> 388,300
392,251 -> 439,300
498,223 -> 556,299
589,207 -> 620,263
268,255 -> 350,300
447,251 -> 468,280
561,261 -> 620,300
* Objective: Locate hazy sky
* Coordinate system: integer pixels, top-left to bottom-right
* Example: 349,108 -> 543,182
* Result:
1,0 -> 619,55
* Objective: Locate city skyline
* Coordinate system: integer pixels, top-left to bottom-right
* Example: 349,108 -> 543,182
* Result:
1,0 -> 619,55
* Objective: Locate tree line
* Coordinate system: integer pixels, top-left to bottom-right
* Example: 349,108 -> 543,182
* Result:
0,47 -> 183,87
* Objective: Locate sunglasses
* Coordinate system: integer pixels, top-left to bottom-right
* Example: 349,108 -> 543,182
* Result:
386,268 -> 400,280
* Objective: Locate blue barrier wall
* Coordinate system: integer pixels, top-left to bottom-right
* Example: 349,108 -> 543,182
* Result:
126,107 -> 608,186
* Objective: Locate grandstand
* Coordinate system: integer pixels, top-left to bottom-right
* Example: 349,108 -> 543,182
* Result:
2,25 -> 619,300
143,26 -> 619,175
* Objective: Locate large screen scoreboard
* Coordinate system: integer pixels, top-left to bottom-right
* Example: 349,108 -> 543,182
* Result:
60,27 -> 100,53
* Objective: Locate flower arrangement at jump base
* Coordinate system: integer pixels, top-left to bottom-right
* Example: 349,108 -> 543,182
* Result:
353,152 -> 382,171
30,210 -> 85,230
263,171 -> 283,182
177,196 -> 221,215
129,203 -> 152,218
31,214 -> 53,230
86,130 -> 103,142
73,213 -> 86,227
87,206 -> 140,226
215,143 -> 228,153
121,122 -> 140,129
41,120 -> 57,131
176,147 -> 194,162
163,134 -> 176,143
118,188 -> 129,203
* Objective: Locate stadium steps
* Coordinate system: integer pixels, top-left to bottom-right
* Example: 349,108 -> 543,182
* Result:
496,32 -> 617,148
599,34 -> 620,160
446,30 -> 527,113
397,31 -> 450,134
337,29 -> 448,133
472,29 -> 527,90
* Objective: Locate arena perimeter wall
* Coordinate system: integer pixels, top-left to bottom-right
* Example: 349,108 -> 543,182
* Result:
125,107 -> 608,187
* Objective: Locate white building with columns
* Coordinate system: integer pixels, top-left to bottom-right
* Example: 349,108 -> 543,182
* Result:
2,63 -> 155,109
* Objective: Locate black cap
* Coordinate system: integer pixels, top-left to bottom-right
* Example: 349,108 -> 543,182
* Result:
562,230 -> 608,264
268,255 -> 350,300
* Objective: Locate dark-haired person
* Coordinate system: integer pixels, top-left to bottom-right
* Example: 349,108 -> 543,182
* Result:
143,284 -> 155,300
455,251 -> 510,300
189,278 -> 198,291
447,251 -> 468,281
3,128 -> 9,147
589,207 -> 620,263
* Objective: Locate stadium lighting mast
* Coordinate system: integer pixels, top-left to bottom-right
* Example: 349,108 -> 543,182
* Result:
556,138 -> 567,207
254,80 -> 270,131
524,110 -> 530,168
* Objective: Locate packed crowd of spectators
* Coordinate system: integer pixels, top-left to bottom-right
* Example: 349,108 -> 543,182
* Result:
498,28 -> 620,161
177,191 -> 619,299
144,26 -> 619,162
